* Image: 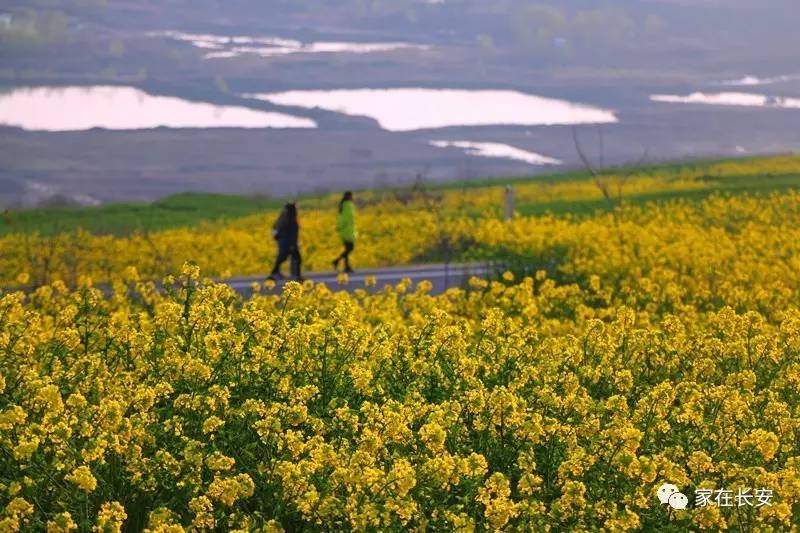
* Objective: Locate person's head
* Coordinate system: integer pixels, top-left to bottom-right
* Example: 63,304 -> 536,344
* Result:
339,191 -> 353,212
285,202 -> 297,220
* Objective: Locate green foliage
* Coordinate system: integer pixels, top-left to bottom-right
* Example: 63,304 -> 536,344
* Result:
0,193 -> 284,237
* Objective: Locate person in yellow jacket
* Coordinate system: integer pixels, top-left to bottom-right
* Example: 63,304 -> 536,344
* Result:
333,191 -> 356,273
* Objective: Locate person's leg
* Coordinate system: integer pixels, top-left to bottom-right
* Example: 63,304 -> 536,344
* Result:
290,247 -> 302,278
333,241 -> 347,270
343,241 -> 354,272
271,246 -> 288,276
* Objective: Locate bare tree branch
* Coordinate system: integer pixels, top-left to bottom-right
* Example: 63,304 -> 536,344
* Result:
572,126 -> 598,176
573,126 -> 614,208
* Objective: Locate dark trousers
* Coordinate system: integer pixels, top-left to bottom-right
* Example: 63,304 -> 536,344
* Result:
335,240 -> 355,271
272,244 -> 301,277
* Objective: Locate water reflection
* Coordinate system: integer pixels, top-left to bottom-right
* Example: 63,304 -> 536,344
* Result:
244,88 -> 617,131
430,140 -> 562,165
151,31 -> 430,60
0,86 -> 318,131
651,92 -> 800,109
721,74 -> 800,87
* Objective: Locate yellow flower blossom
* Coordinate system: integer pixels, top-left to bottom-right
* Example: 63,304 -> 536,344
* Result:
94,502 -> 127,533
66,466 -> 97,493
207,474 -> 255,507
47,512 -> 77,532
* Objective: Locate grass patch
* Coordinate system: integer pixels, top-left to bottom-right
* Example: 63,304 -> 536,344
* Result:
517,172 -> 800,217
3,155 -> 799,236
0,193 -> 285,236
425,154 -> 778,190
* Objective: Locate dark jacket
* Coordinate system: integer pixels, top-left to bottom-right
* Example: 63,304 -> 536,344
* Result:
273,205 -> 299,248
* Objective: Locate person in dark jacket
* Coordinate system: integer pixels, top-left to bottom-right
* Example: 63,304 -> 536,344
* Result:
269,202 -> 303,281
333,191 -> 356,273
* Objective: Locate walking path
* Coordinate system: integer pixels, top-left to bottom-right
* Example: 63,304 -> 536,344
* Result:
223,262 -> 493,297
6,263 -> 495,298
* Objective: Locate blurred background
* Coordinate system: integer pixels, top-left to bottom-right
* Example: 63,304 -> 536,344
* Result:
1,0 -> 798,208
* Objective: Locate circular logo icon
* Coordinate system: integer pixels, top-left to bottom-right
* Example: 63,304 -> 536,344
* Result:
668,492 -> 688,510
658,483 -> 688,510
657,483 -> 679,504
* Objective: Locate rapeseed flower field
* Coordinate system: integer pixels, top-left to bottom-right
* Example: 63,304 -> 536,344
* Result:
2,156 -> 800,530
3,155 -> 800,288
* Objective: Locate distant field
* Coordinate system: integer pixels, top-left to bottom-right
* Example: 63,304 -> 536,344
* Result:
3,154 -> 799,236
0,192 -> 286,237
516,169 -> 800,217
3,153 -> 800,288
